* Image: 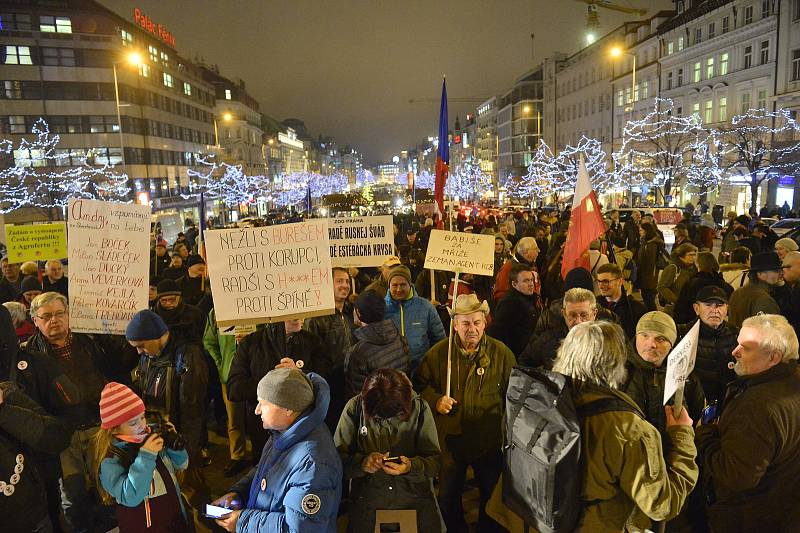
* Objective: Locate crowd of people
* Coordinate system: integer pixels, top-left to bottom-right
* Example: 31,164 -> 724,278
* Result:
0,202 -> 799,533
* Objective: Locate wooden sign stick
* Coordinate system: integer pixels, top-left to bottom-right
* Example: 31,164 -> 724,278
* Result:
445,271 -> 461,399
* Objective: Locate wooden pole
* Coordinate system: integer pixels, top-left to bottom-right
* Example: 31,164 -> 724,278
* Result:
430,269 -> 436,303
445,271 -> 460,398
672,386 -> 684,419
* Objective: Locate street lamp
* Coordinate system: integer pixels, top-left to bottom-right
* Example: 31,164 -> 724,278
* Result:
112,51 -> 143,175
213,112 -> 233,147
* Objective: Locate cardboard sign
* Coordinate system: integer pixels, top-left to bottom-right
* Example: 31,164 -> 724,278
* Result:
67,199 -> 151,335
204,220 -> 335,327
663,320 -> 700,405
328,215 -> 394,267
5,223 -> 67,262
424,229 -> 495,276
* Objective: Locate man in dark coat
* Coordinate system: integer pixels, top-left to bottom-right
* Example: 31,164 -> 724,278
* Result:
42,259 -> 68,298
487,263 -> 540,355
595,263 -> 646,339
0,256 -> 22,303
779,251 -> 800,337
153,278 -> 206,345
177,255 -> 210,308
622,209 -> 641,254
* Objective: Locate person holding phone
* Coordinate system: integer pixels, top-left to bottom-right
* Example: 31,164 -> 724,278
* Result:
334,368 -> 443,533
94,382 -> 190,533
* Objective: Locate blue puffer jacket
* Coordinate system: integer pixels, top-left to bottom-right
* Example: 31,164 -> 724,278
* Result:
384,288 -> 446,373
230,373 -> 342,533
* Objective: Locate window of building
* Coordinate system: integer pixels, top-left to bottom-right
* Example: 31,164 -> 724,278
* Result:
224,89 -> 232,100
642,80 -> 649,99
162,73 -> 173,88
678,68 -> 683,86
88,115 -> 119,133
706,57 -> 715,78
708,22 -> 716,38
757,88 -> 767,109
183,82 -> 191,96
744,5 -> 753,25
667,41 -> 674,55
704,100 -> 713,123
139,63 -> 150,78
8,115 -> 25,133
741,92 -> 751,113
762,0 -> 770,18
667,71 -> 674,90
0,13 -> 32,30
720,52 -> 729,75
148,45 -> 158,63
760,40 -> 769,64
617,89 -> 623,106
39,16 -> 72,33
41,47 -> 75,67
678,36 -> 685,51
694,61 -> 702,82
120,29 -> 133,47
159,51 -> 169,67
793,50 -> 800,81
625,86 -> 632,104
3,45 -> 32,65
794,0 -> 800,21
677,106 -> 683,116
634,83 -> 639,102
719,97 -> 728,122
722,16 -> 730,33
695,27 -> 702,44
1,80 -> 23,99
744,45 -> 753,68
692,102 -> 700,120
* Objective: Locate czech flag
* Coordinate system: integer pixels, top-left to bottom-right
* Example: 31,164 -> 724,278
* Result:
561,155 -> 606,278
434,78 -> 449,228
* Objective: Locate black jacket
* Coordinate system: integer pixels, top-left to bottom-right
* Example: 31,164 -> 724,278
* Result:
150,253 -> 171,278
487,287 -> 540,355
227,324 -> 330,404
42,276 -> 68,298
0,277 -> 20,303
154,300 -> 205,346
177,274 -> 208,307
677,320 -> 738,405
672,272 -> 733,325
304,304 -> 355,369
597,290 -> 647,340
345,319 -> 409,398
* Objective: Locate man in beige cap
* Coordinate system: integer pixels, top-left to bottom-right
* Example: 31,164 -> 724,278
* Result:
364,255 -> 401,297
416,293 -> 516,533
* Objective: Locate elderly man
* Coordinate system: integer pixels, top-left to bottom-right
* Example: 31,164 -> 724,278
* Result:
154,278 -> 205,344
595,263 -> 646,339
696,314 -> 800,532
27,292 -> 137,532
728,251 -> 782,328
677,286 -> 738,405
212,368 -> 342,533
0,256 -> 22,303
493,236 -> 540,302
42,259 -> 68,297
487,263 -> 540,355
416,294 -> 516,533
384,265 -> 446,374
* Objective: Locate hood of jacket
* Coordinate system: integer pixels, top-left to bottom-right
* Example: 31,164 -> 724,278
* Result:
354,319 -> 400,346
272,372 -> 330,452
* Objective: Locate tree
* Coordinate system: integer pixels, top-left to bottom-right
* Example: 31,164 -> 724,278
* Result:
414,170 -> 435,190
185,155 -> 265,207
685,128 -> 726,199
550,136 -> 612,194
518,141 -> 559,203
447,159 -> 491,201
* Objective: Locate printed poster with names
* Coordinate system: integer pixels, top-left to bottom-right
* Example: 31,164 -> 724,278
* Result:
328,215 -> 394,267
424,229 -> 495,276
204,219 -> 335,327
67,199 -> 151,335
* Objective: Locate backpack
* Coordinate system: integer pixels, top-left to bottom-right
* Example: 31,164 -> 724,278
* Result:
655,245 -> 670,270
502,367 -> 639,533
136,346 -> 187,422
620,255 -> 637,284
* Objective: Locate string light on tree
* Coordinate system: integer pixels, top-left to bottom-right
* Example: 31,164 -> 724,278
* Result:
185,155 -> 265,207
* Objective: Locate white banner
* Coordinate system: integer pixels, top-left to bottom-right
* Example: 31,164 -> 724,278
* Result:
423,229 -> 495,276
205,220 -> 334,327
663,320 -> 700,405
328,215 -> 394,267
67,199 -> 151,335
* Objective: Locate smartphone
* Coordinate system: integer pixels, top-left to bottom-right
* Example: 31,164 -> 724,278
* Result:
384,456 -> 401,463
204,504 -> 233,519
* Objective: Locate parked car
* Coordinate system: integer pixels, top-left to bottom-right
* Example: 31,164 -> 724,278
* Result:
781,225 -> 800,247
769,218 -> 800,236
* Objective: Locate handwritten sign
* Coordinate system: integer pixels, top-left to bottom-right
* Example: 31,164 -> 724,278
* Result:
328,215 -> 393,267
424,229 -> 495,276
204,220 -> 334,327
663,320 -> 700,405
67,199 -> 151,334
5,223 -> 67,263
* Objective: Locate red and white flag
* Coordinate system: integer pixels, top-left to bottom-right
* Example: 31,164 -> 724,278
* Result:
561,155 -> 606,278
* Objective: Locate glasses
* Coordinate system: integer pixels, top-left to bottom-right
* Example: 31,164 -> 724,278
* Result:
596,278 -> 620,285
565,312 -> 594,321
35,310 -> 66,322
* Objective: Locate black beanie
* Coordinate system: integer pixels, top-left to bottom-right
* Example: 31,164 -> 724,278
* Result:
564,267 -> 594,292
156,278 -> 182,297
187,255 -> 205,268
20,276 -> 42,294
355,290 -> 386,324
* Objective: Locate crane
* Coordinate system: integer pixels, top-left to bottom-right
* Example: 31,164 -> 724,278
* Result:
573,0 -> 648,45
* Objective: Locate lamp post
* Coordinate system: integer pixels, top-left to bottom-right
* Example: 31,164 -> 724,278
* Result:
214,111 -> 233,147
112,51 -> 142,177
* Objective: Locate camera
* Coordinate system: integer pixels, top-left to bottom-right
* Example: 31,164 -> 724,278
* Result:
146,410 -> 185,450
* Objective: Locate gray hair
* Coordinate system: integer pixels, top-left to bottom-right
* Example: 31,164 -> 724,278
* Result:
2,301 -> 27,328
30,291 -> 68,317
515,236 -> 539,255
741,314 -> 799,363
562,287 -> 597,309
553,321 -> 629,389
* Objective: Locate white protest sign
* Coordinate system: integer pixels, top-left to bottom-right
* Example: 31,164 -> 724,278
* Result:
67,199 -> 151,334
328,215 -> 394,267
663,320 -> 700,405
424,229 -> 495,276
204,219 -> 335,327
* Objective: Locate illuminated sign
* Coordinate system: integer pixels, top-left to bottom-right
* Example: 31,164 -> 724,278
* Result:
454,134 -> 462,144
133,8 -> 176,48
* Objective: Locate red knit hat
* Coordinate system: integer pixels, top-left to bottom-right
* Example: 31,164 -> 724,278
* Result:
100,382 -> 145,429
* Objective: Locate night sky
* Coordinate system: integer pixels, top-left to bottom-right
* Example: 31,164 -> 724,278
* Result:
104,0 -> 673,164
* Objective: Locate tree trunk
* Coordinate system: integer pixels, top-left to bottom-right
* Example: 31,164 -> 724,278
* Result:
750,177 -> 759,216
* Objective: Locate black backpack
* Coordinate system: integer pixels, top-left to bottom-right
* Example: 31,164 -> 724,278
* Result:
502,366 -> 639,533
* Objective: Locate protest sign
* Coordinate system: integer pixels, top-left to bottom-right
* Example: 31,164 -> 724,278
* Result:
67,199 -> 151,335
5,223 -> 67,263
328,215 -> 393,267
663,320 -> 700,406
205,219 -> 334,327
219,324 -> 257,336
424,229 -> 495,276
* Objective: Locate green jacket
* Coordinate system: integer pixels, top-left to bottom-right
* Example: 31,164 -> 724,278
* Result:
657,262 -> 697,307
414,334 -> 516,462
202,309 -> 237,383
727,279 -> 780,328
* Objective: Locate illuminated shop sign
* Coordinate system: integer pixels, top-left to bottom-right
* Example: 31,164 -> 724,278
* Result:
133,8 -> 176,48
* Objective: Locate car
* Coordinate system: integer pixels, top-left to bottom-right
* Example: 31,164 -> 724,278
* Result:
769,218 -> 800,236
781,225 -> 800,247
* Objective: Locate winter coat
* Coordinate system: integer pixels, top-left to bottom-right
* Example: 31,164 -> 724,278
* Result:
334,394 -> 442,533
384,289 -> 446,373
720,262 -> 748,288
229,373 -> 342,533
154,300 -> 205,346
344,320 -> 409,398
42,276 -> 68,297
415,335 -> 515,462
597,290 -> 647,340
150,253 -> 171,278
487,287 -> 540,356
623,219 -> 641,253
622,348 -> 705,437
202,308 -> 237,383
695,362 -> 800,532
99,440 -> 189,532
487,381 -> 699,533
161,266 -> 186,281
677,320 -> 737,405
657,261 -> 698,308
304,303 -> 355,369
613,247 -> 635,293
636,237 -> 664,290
672,271 -> 733,325
228,325 -> 330,404
0,277 -> 20,303
414,269 -> 450,305
176,274 -> 208,307
728,279 -> 781,328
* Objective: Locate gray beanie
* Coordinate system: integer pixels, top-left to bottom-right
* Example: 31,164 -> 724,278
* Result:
256,367 -> 314,413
